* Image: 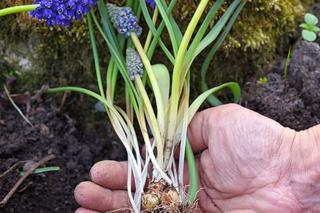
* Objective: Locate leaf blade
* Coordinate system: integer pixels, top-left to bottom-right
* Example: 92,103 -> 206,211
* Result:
305,13 -> 318,25
152,64 -> 170,107
302,30 -> 317,42
188,82 -> 241,123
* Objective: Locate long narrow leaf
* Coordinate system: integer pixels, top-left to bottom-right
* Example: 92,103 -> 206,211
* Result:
90,12 -> 140,113
193,0 -> 242,59
200,2 -> 245,106
186,0 -> 224,62
97,0 -> 118,48
140,0 -> 176,60
188,82 -> 241,123
154,0 -> 179,55
88,14 -> 105,98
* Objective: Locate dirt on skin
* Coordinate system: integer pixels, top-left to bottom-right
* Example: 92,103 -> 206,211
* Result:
242,40 -> 320,131
0,99 -> 126,213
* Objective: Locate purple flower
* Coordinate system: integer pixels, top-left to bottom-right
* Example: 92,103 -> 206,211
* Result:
107,3 -> 142,37
126,48 -> 143,80
30,0 -> 97,27
146,0 -> 155,9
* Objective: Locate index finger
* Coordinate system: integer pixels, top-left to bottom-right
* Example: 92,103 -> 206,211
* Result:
90,160 -> 130,190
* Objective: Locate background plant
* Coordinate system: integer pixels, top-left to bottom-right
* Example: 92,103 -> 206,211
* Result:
300,12 -> 320,41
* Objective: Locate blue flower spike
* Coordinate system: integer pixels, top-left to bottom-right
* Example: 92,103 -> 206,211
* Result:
107,3 -> 142,37
146,0 -> 155,9
30,0 -> 97,27
126,48 -> 144,80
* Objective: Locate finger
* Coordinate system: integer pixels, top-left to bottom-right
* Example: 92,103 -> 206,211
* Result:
75,207 -> 100,213
187,104 -> 243,153
74,181 -> 129,212
90,161 -> 131,190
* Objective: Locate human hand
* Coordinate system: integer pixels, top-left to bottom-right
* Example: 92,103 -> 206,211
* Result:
74,104 -> 320,212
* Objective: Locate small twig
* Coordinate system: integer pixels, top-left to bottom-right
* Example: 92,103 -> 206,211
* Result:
3,85 -> 33,127
0,154 -> 55,208
59,91 -> 69,110
0,161 -> 27,179
31,84 -> 49,103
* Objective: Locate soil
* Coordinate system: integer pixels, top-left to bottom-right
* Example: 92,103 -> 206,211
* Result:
0,98 -> 126,213
242,40 -> 320,131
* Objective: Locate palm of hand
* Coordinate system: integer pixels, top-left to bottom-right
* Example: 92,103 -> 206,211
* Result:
191,105 -> 319,212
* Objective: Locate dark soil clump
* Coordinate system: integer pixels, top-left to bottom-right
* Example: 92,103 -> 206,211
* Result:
0,100 -> 126,213
243,41 -> 320,130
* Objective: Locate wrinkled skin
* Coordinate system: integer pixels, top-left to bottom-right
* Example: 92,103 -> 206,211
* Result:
74,104 -> 320,213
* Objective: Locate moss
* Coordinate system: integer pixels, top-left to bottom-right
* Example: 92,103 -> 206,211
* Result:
174,0 -> 315,86
178,0 -> 311,51
0,0 -> 95,90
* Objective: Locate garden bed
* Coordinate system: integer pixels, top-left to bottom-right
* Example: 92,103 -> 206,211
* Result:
0,99 -> 126,212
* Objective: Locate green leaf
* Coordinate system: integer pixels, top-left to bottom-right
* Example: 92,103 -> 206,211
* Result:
309,25 -> 320,33
154,0 -> 180,56
20,166 -> 60,176
305,13 -> 318,25
300,23 -> 320,33
199,1 -> 245,106
193,0 -> 243,62
87,14 -> 105,99
302,30 -> 317,42
299,23 -> 309,29
186,0 -> 225,62
152,64 -> 170,107
139,0 -> 175,62
188,82 -> 241,123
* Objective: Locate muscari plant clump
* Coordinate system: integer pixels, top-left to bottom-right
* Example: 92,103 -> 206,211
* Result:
0,0 -> 245,212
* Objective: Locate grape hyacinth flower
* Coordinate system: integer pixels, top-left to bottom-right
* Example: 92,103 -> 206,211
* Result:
126,48 -> 144,80
30,0 -> 97,27
146,0 -> 155,9
107,3 -> 142,37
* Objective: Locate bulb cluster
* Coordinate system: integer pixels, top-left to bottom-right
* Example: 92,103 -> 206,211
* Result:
126,48 -> 144,80
30,0 -> 97,27
107,3 -> 142,37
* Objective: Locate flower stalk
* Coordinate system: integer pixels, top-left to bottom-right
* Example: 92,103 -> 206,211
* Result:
0,5 -> 38,16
